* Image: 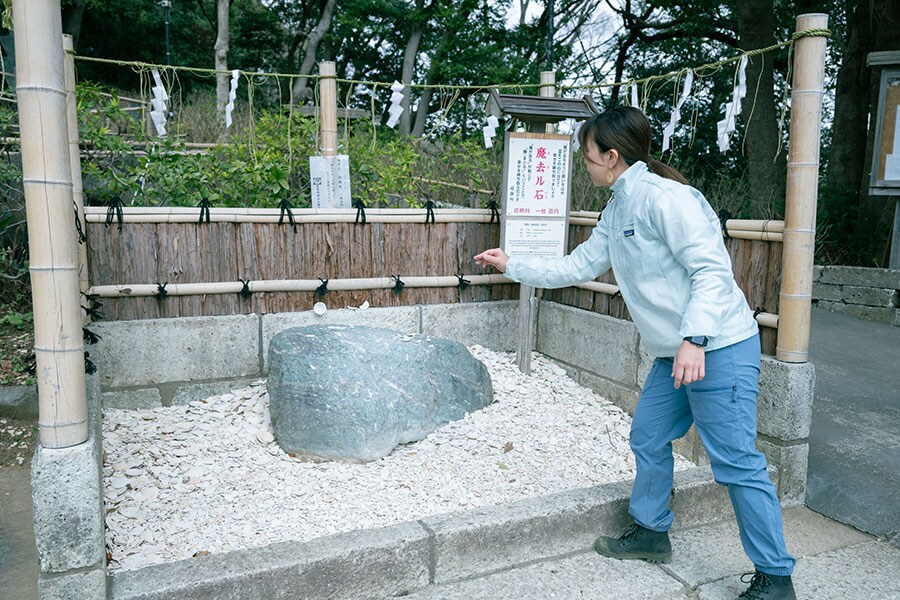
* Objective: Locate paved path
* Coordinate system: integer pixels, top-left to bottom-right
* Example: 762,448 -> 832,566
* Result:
405,507 -> 900,599
0,463 -> 37,600
806,307 -> 900,540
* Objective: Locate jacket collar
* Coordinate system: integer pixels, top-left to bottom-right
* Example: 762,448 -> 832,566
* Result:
611,160 -> 648,198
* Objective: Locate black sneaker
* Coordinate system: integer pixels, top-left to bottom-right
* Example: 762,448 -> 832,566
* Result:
738,571 -> 797,600
593,522 -> 672,564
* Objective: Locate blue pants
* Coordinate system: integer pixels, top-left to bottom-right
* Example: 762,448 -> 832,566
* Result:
628,334 -> 795,576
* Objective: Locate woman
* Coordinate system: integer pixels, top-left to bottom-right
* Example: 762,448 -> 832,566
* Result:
475,106 -> 796,600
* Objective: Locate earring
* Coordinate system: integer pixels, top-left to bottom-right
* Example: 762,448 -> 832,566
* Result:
606,170 -> 614,184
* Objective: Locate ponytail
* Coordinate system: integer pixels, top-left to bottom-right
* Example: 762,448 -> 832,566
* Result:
647,159 -> 689,185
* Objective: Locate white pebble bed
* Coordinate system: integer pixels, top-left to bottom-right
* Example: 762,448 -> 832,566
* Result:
102,346 -> 695,573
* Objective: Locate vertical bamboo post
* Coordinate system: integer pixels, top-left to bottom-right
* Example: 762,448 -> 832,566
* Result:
13,0 -> 88,447
777,14 -> 828,363
64,34 -> 90,305
541,71 -> 557,134
319,61 -> 338,157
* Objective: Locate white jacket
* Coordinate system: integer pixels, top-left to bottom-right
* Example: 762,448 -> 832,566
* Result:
504,161 -> 758,358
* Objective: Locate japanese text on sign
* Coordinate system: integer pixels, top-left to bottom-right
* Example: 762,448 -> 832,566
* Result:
505,137 -> 570,216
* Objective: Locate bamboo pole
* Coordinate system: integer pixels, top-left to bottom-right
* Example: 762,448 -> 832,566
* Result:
14,0 -> 88,448
64,35 -> 90,306
87,274 -> 512,297
319,61 -> 337,157
777,14 -> 828,363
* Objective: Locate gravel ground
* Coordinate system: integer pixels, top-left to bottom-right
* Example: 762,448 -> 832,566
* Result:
101,346 -> 695,573
0,418 -> 37,468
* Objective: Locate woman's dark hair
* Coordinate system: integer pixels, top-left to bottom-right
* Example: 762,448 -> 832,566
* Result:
577,106 -> 689,185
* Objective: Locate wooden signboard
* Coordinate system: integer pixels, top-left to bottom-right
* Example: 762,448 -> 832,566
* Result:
870,67 -> 900,195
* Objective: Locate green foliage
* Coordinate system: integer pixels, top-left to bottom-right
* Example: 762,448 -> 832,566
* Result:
0,309 -> 32,330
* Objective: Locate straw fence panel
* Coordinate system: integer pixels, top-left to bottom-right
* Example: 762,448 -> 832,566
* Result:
85,220 -> 779,353
85,220 -> 519,320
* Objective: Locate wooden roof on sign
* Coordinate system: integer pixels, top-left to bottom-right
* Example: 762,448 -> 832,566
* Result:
488,89 -> 599,123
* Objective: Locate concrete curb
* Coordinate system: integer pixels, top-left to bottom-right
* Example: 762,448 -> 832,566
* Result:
108,466 -> 729,600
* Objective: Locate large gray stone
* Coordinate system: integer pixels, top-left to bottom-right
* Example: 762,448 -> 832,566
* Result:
261,306 -> 421,372
267,325 -> 493,461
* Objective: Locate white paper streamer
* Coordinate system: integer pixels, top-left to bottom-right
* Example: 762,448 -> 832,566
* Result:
716,56 -> 748,153
482,114 -> 500,148
661,70 -> 694,153
571,121 -> 584,152
225,69 -> 239,128
386,80 -> 405,128
630,83 -> 639,108
150,68 -> 168,137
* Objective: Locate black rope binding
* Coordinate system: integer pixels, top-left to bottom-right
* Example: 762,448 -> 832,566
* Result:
83,327 -> 102,345
82,294 -> 104,321
105,197 -> 124,231
353,198 -> 367,224
753,306 -> 765,319
487,200 -> 500,224
198,198 -> 212,224
456,274 -> 470,291
392,275 -> 405,295
315,278 -> 329,298
84,351 -> 97,375
424,200 -> 436,224
718,209 -> 732,239
278,199 -> 297,233
239,279 -> 252,299
73,204 -> 87,244
154,282 -> 168,301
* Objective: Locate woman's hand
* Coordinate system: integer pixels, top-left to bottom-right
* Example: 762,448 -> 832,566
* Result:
474,248 -> 509,273
672,341 -> 705,389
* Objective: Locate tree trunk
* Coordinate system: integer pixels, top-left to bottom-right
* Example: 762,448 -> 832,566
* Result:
826,0 -> 900,264
737,0 -> 783,216
215,0 -> 230,129
291,0 -> 339,103
399,19 -> 425,135
411,1 -> 476,137
61,0 -> 89,49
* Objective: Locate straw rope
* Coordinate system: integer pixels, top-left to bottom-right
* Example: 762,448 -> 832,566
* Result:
68,28 -> 830,96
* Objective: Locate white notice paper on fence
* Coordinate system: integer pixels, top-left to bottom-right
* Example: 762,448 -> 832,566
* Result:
310,155 -> 352,209
504,220 -> 567,258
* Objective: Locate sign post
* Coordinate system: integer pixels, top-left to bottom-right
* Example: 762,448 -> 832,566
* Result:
500,131 -> 573,373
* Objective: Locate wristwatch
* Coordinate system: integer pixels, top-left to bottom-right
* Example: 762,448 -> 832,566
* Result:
683,336 -> 709,348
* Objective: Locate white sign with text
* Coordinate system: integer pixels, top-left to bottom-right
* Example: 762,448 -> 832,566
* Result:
310,155 -> 352,209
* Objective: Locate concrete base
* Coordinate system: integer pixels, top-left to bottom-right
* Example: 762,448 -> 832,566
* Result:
107,467 -> 728,600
